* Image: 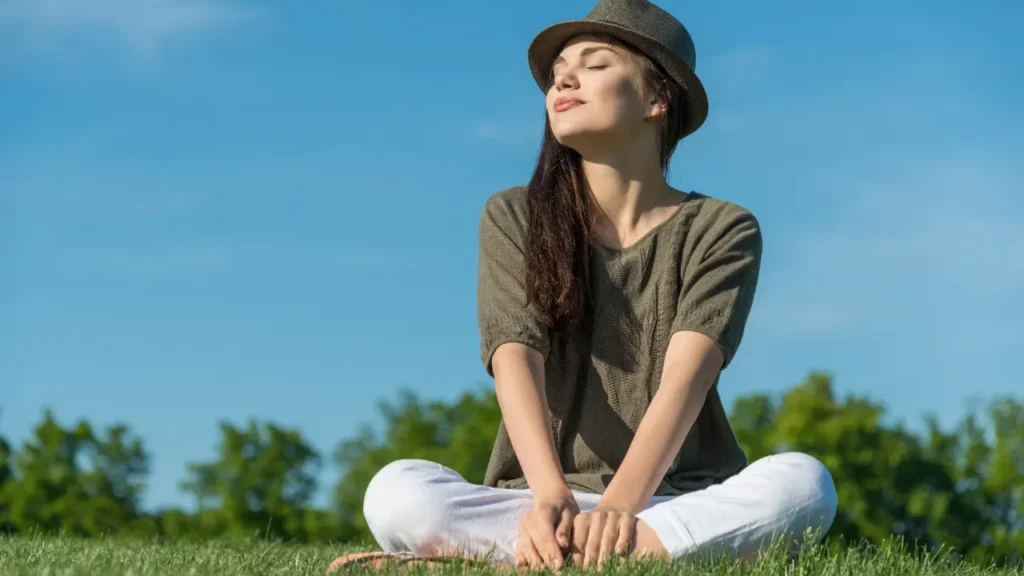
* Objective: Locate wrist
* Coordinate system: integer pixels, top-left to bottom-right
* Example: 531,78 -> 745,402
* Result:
532,482 -> 574,505
596,492 -> 642,514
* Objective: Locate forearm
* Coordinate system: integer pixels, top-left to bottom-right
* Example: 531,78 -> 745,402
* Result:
492,343 -> 571,500
599,332 -> 722,513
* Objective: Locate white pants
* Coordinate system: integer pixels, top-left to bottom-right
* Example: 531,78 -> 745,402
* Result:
362,452 -> 838,564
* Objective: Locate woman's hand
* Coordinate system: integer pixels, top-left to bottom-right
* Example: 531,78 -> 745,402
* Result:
570,506 -> 637,569
516,492 -> 579,571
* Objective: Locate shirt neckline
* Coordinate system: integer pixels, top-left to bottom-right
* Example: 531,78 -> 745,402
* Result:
593,191 -> 693,257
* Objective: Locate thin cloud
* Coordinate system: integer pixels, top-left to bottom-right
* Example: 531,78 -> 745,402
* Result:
0,0 -> 255,59
750,147 -> 1024,346
53,240 -> 420,279
702,46 -> 777,135
469,120 -> 542,145
711,46 -> 776,93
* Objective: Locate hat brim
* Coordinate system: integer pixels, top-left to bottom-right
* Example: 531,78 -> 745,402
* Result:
527,20 -> 709,139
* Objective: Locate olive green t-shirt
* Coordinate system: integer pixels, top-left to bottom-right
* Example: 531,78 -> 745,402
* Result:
477,185 -> 762,496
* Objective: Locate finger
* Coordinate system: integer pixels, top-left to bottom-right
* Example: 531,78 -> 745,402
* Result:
598,518 -> 619,569
570,529 -> 585,567
615,516 -> 635,556
571,515 -> 589,566
515,526 -> 529,568
555,508 -> 573,550
524,536 -> 544,571
584,515 -> 604,568
515,539 -> 530,569
515,543 -> 529,570
571,540 -> 585,567
530,524 -> 564,571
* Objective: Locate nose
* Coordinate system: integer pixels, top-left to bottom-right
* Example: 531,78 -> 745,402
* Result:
551,67 -> 579,92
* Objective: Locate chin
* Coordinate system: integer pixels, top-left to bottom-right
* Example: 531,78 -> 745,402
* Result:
551,125 -> 610,149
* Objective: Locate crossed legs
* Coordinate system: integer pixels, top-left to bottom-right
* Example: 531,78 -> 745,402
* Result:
359,452 -> 838,565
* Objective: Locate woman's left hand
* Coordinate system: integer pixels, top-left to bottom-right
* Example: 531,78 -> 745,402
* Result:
570,506 -> 636,569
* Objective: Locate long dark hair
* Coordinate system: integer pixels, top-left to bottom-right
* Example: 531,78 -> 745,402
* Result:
524,39 -> 689,332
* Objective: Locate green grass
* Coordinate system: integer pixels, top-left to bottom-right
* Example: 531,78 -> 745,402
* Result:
0,536 -> 1019,576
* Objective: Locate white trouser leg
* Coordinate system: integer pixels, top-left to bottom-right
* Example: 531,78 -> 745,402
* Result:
362,458 -> 535,562
634,452 -> 838,559
362,452 -> 837,564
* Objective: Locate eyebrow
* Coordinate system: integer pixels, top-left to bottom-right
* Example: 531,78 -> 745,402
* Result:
551,45 -> 619,68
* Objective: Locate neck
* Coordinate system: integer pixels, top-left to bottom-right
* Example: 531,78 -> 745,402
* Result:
580,144 -> 678,241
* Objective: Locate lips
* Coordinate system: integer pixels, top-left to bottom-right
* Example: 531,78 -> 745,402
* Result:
553,97 -> 584,112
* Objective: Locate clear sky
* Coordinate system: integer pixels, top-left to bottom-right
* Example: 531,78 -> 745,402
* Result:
2,0 -> 1022,511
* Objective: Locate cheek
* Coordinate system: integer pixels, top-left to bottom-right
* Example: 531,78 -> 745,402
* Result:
594,78 -> 644,123
614,79 -> 647,118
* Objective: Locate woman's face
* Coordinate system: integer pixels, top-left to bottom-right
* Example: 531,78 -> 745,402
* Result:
545,35 -> 661,150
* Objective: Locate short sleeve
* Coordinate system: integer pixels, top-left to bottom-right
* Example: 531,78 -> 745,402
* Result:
670,206 -> 762,369
477,191 -> 551,376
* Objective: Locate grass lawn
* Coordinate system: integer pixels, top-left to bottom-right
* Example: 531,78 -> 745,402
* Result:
0,536 -> 1019,575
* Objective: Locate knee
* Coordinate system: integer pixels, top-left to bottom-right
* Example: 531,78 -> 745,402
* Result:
363,459 -> 451,547
766,452 -> 838,536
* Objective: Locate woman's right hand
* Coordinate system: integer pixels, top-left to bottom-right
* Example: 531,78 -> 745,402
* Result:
515,491 -> 579,571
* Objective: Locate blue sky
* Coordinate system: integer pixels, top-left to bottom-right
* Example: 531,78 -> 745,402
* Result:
2,0 -> 1022,511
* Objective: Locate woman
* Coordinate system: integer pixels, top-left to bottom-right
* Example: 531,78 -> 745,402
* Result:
330,0 -> 837,572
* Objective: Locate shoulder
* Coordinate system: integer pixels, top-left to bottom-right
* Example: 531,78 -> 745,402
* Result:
482,185 -> 529,218
480,185 -> 529,235
683,191 -> 762,251
685,191 -> 760,229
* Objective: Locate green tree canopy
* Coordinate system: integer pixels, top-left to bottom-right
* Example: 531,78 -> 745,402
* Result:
727,372 -> 1022,566
0,409 -> 148,536
179,419 -> 340,543
0,417 -> 13,534
332,387 -> 501,544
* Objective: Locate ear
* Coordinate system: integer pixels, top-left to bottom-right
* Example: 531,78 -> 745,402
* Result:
644,93 -> 669,121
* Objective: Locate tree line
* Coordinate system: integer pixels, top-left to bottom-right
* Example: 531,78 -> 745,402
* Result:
0,372 -> 1021,567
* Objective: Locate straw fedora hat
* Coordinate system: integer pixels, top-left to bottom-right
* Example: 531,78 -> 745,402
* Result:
527,0 -> 709,139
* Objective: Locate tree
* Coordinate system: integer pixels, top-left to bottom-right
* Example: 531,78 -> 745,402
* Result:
768,373 -> 923,546
179,419 -> 338,542
941,397 -> 1024,566
0,415 -> 13,534
0,409 -> 148,536
728,372 -> 1023,567
982,397 -> 1024,564
332,386 -> 501,545
728,392 -> 776,462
